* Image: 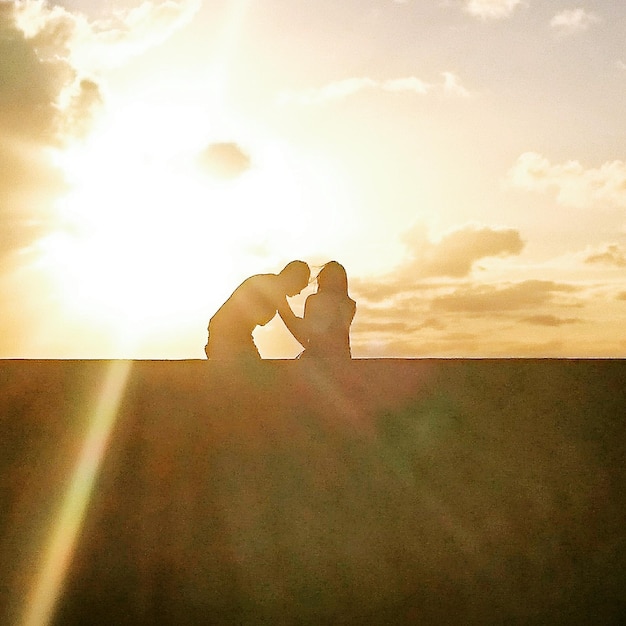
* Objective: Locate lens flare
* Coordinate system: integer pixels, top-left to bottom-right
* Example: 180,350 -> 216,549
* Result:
22,360 -> 132,626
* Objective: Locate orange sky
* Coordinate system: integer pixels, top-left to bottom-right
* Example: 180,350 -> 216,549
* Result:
1,0 -> 625,358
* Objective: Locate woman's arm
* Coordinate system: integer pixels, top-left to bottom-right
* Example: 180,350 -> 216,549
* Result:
277,298 -> 308,347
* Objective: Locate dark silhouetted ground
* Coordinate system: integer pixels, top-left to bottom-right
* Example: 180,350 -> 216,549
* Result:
1,359 -> 625,624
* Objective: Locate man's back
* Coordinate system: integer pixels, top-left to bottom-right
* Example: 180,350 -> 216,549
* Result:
209,273 -> 282,337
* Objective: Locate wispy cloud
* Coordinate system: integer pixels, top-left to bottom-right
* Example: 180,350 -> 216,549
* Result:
463,0 -> 526,20
584,244 -> 626,268
506,152 -> 626,209
550,8 -> 600,36
17,0 -> 202,71
277,72 -> 470,105
383,77 -> 431,94
442,72 -> 471,97
521,314 -> 581,326
78,0 -> 202,70
430,280 -> 579,313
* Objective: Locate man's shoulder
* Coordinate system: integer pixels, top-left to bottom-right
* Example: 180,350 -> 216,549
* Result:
239,273 -> 274,289
241,273 -> 282,298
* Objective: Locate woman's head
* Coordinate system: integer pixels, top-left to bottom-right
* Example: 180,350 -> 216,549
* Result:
317,261 -> 348,294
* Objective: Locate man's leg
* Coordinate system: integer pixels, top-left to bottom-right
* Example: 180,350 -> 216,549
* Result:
206,334 -> 261,360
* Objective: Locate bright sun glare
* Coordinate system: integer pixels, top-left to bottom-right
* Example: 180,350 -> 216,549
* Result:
38,95 -> 337,354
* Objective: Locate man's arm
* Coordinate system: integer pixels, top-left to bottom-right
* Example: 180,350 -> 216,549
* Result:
278,298 -> 308,347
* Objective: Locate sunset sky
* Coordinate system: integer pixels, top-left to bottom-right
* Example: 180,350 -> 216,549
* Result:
1,0 -> 625,358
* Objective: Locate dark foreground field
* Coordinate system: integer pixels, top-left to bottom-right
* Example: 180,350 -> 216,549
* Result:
1,359 -> 625,625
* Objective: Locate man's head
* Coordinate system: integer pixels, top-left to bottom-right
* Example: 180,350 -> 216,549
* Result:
279,260 -> 310,296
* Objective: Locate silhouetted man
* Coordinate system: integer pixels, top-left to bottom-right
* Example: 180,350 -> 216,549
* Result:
205,260 -> 310,359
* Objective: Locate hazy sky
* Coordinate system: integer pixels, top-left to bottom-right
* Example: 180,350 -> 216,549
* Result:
1,0 -> 625,358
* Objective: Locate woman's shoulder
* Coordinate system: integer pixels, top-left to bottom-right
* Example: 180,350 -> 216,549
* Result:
342,296 -> 357,319
339,295 -> 356,310
310,292 -> 355,305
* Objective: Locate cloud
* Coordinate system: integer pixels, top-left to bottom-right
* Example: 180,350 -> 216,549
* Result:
383,77 -> 430,94
430,280 -> 579,313
463,0 -> 525,20
1,4 -> 72,142
198,142 -> 251,179
349,223 -> 524,307
75,0 -> 201,71
349,273 -> 597,357
0,2 -> 79,260
442,72 -> 471,97
401,223 -> 525,278
521,314 -> 581,326
584,244 -> 626,268
13,0 -> 202,73
277,73 -> 470,105
550,8 -> 600,36
506,152 -> 626,209
0,0 -> 200,263
58,77 -> 104,138
348,228 -> 605,356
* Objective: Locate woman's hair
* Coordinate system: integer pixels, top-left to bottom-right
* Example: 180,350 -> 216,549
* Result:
316,261 -> 348,294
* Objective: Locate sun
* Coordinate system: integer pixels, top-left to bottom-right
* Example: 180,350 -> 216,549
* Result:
37,96 -> 345,356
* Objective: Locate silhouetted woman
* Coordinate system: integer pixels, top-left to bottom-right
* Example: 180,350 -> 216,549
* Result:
279,261 -> 356,359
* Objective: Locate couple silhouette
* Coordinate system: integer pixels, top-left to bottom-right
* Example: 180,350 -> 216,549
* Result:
204,260 -> 356,360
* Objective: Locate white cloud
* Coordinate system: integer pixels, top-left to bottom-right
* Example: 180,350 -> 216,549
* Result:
71,0 -> 202,71
13,0 -> 202,73
464,0 -> 525,20
277,73 -> 471,105
507,152 -> 626,209
383,77 -> 430,94
105,1 -> 200,58
550,8 -> 600,35
442,72 -> 471,97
